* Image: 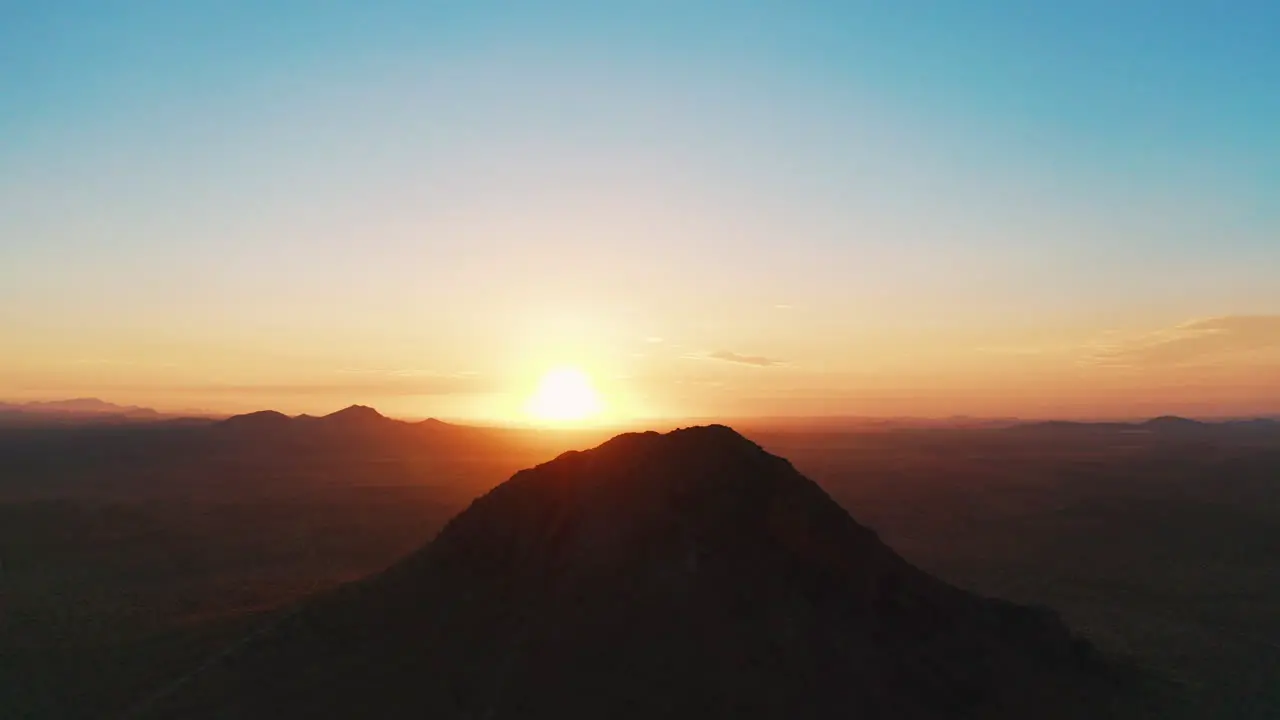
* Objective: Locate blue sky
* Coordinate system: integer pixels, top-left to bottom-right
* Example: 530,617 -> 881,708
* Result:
2,1 -> 1278,418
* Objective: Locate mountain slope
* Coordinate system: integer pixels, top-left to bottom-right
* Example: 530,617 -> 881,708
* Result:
142,426 -> 1133,719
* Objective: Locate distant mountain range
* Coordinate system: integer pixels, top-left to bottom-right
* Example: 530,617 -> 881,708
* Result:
0,403 -> 584,502
0,398 -> 170,427
0,398 -> 160,416
0,400 -> 448,432
4,399 -> 1278,434
1012,415 -> 1279,433
218,404 -> 460,435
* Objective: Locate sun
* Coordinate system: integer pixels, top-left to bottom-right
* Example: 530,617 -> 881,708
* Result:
525,367 -> 603,423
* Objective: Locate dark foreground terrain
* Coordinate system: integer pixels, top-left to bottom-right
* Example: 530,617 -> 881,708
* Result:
1,410 -> 1277,717
138,426 -> 1124,719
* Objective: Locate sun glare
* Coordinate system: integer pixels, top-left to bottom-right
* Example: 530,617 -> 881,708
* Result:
526,367 -> 603,424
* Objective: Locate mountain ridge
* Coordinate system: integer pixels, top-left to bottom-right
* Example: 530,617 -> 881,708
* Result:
141,425 -> 1135,719
218,405 -> 453,432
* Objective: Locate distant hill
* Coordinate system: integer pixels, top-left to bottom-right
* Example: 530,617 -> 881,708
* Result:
0,398 -> 159,416
1013,415 -> 1277,434
141,426 -> 1128,719
0,404 -> 591,502
1140,415 -> 1207,431
0,398 -> 168,427
1223,417 -> 1280,430
219,409 -> 293,431
312,404 -> 388,426
219,405 -> 452,437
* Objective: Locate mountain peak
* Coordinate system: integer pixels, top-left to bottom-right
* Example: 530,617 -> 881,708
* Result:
147,425 -> 1120,719
429,425 -> 872,587
582,424 -> 769,465
1142,415 -> 1205,429
605,423 -> 753,447
220,409 -> 291,429
532,425 -> 797,509
320,405 -> 387,424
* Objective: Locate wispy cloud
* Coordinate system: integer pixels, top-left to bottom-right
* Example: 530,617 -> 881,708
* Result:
704,350 -> 786,367
1088,315 -> 1280,367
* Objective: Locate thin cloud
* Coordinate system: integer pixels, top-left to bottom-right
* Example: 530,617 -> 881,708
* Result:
705,351 -> 786,367
1088,315 -> 1280,367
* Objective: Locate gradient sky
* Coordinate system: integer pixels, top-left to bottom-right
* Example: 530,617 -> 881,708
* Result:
3,1 -> 1278,421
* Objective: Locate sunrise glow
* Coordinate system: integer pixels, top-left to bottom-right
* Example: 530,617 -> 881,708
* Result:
2,3 -> 1277,422
525,367 -> 604,424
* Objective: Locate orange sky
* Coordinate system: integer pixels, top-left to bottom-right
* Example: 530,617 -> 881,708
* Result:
3,311 -> 1278,421
3,5 -> 1278,422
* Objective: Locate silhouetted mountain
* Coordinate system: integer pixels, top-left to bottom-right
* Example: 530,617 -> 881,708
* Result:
1141,416 -> 1206,431
1224,418 -> 1280,430
9,398 -> 159,416
0,398 -> 168,428
0,406 -> 566,502
221,406 -> 436,430
221,406 -> 416,435
220,409 -> 293,431
143,426 -> 1126,719
1011,416 -> 1279,439
316,404 -> 390,428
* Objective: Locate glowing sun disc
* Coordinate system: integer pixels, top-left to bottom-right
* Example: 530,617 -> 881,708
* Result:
526,367 -> 603,422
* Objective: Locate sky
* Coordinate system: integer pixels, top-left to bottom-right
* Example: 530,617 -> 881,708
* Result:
2,1 -> 1278,421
